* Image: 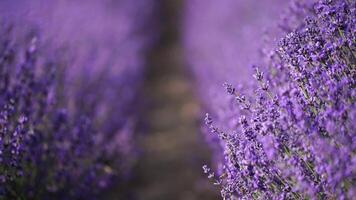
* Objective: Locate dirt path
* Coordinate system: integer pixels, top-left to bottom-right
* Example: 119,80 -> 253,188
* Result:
132,1 -> 219,199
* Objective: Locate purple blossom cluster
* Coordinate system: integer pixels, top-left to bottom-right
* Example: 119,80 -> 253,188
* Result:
0,0 -> 154,199
185,0 -> 355,199
183,0 -> 290,174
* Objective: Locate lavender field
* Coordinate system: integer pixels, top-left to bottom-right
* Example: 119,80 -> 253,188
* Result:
0,0 -> 355,199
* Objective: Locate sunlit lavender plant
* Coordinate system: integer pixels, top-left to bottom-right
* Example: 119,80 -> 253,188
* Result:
188,0 -> 355,199
183,0 -> 289,174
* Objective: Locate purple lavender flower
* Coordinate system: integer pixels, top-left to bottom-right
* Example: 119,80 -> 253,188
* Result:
183,0 -> 290,176
185,0 -> 355,199
0,0 -> 155,199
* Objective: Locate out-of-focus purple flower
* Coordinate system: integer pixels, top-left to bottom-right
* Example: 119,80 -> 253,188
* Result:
186,0 -> 355,199
0,0 -> 155,199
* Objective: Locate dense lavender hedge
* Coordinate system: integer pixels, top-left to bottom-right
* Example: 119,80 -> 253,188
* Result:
0,0 -> 154,199
185,0 -> 355,199
183,0 -> 290,166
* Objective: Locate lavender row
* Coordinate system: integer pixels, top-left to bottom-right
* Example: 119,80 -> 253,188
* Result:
183,0 -> 289,167
0,0 -> 155,199
184,0 -> 355,199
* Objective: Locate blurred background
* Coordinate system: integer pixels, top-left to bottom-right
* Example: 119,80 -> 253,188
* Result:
0,0 -> 219,199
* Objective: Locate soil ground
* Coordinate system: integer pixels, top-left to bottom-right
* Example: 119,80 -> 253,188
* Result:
132,1 -> 219,199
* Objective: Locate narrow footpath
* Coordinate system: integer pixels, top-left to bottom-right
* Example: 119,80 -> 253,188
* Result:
133,1 -> 219,199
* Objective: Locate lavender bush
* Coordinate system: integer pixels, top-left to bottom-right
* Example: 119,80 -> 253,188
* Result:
183,0 -> 290,170
185,0 -> 355,199
0,0 -> 154,199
